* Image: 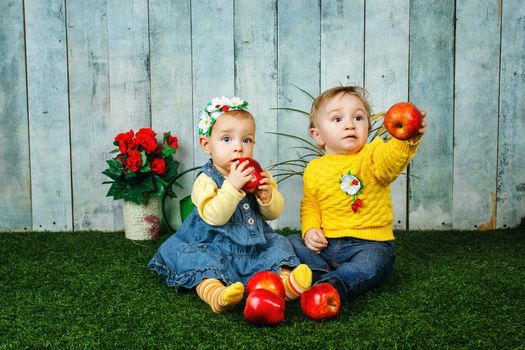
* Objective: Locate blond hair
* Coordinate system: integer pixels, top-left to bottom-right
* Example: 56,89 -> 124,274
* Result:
309,86 -> 372,130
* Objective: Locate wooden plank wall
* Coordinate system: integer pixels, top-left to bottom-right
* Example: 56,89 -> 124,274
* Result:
1,0 -> 523,232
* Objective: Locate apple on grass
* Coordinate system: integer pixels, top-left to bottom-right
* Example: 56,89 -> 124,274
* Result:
236,157 -> 263,193
384,102 -> 423,140
246,270 -> 286,300
244,289 -> 285,326
300,283 -> 341,321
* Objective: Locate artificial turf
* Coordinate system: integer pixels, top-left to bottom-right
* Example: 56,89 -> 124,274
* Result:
1,228 -> 524,349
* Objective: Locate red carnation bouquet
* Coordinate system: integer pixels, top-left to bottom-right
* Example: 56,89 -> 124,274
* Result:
102,128 -> 180,204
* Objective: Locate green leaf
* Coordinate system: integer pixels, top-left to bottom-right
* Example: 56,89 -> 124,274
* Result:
140,165 -> 151,173
162,146 -> 175,157
266,131 -> 319,149
289,82 -> 316,101
140,151 -> 147,167
270,107 -> 310,118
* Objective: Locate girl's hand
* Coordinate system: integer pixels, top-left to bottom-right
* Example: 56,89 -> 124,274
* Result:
225,160 -> 254,191
304,228 -> 328,254
255,170 -> 273,204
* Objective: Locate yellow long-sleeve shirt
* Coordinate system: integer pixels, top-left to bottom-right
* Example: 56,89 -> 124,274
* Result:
192,172 -> 284,226
301,136 -> 422,241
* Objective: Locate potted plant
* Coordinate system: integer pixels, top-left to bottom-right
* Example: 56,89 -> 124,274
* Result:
102,128 -> 180,240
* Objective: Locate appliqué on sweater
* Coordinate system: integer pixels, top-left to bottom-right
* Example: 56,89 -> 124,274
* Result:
340,171 -> 364,213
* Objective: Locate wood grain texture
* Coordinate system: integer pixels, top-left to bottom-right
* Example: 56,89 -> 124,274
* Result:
365,0 -> 409,229
497,0 -> 525,228
277,0 -> 320,229
409,0 -> 455,229
453,0 -> 501,230
25,0 -> 72,231
321,0 -> 365,89
67,0 -> 120,231
0,0 -> 31,231
149,0 -> 193,229
191,0 -> 235,166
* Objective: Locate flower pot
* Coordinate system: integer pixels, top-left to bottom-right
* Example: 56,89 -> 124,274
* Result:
122,196 -> 161,240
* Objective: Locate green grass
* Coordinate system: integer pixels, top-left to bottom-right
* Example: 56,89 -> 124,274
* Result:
1,228 -> 524,349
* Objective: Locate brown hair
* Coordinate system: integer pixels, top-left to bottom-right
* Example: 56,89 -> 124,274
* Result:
309,86 -> 372,130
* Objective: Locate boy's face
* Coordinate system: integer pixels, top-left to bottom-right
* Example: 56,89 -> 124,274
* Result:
199,112 -> 256,177
310,93 -> 369,155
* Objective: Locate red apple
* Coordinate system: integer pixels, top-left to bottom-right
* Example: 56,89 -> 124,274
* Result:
300,283 -> 341,321
244,289 -> 285,326
237,157 -> 263,193
246,270 -> 286,300
384,102 -> 423,140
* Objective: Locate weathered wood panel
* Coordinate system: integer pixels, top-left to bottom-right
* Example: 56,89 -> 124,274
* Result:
497,0 -> 525,228
453,0 -> 501,230
320,0 -> 365,89
277,0 -> 321,229
0,0 -> 31,231
365,0 -> 409,230
409,0 -> 455,229
149,0 -> 193,229
25,0 -> 72,231
67,0 -> 118,231
192,0 -> 235,167
235,0 -> 278,170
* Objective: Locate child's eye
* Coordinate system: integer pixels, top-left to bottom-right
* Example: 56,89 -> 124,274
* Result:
222,136 -> 231,142
243,138 -> 253,144
332,117 -> 342,122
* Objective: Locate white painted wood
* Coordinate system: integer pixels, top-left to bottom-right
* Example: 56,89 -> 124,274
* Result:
0,0 -> 31,231
25,0 -> 72,231
497,0 -> 525,228
321,0 -> 365,89
365,0 -> 410,230
277,0 -> 320,229
149,0 -> 194,230
408,0 -> 455,229
67,0 -> 121,231
453,0 -> 500,230
191,0 -> 235,167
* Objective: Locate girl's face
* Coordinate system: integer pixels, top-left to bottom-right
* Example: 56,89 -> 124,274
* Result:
199,112 -> 256,177
310,93 -> 369,155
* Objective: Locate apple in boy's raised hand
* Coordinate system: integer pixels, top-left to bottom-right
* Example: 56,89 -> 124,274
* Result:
384,102 -> 423,140
300,283 -> 341,321
244,289 -> 285,326
236,157 -> 263,193
246,270 -> 286,299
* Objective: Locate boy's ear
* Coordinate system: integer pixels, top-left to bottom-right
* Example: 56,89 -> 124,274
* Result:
309,127 -> 325,147
199,136 -> 211,154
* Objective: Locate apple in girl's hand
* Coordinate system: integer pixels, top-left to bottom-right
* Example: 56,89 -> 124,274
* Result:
300,283 -> 341,321
236,157 -> 263,193
244,289 -> 285,326
384,102 -> 423,140
246,270 -> 286,299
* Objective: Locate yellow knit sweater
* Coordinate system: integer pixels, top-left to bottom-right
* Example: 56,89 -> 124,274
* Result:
301,136 -> 422,241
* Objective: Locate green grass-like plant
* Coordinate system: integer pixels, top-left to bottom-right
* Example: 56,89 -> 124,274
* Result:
1,229 -> 524,349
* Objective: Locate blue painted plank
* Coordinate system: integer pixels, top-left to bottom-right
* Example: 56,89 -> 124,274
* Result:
277,0 -> 320,229
365,0 -> 409,230
25,0 -> 72,231
409,0 -> 455,229
321,0 -> 365,89
453,0 -> 501,230
0,0 -> 31,231
67,0 -> 122,230
150,0 -> 193,229
497,0 -> 525,228
191,0 -> 235,166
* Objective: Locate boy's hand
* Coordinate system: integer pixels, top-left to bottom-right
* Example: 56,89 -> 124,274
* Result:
255,170 -> 273,204
418,111 -> 427,135
226,160 -> 254,191
304,228 -> 328,254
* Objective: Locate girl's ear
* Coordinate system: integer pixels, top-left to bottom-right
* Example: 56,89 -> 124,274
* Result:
309,127 -> 325,147
199,136 -> 211,154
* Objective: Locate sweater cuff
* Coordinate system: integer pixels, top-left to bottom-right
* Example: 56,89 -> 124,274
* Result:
301,220 -> 320,238
390,134 -> 423,154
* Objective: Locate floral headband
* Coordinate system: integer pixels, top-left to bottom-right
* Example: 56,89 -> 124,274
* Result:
198,96 -> 249,136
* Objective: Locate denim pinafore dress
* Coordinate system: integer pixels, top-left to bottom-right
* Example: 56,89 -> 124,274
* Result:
148,160 -> 300,289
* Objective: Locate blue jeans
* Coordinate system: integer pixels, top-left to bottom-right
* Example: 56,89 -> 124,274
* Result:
287,234 -> 395,303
